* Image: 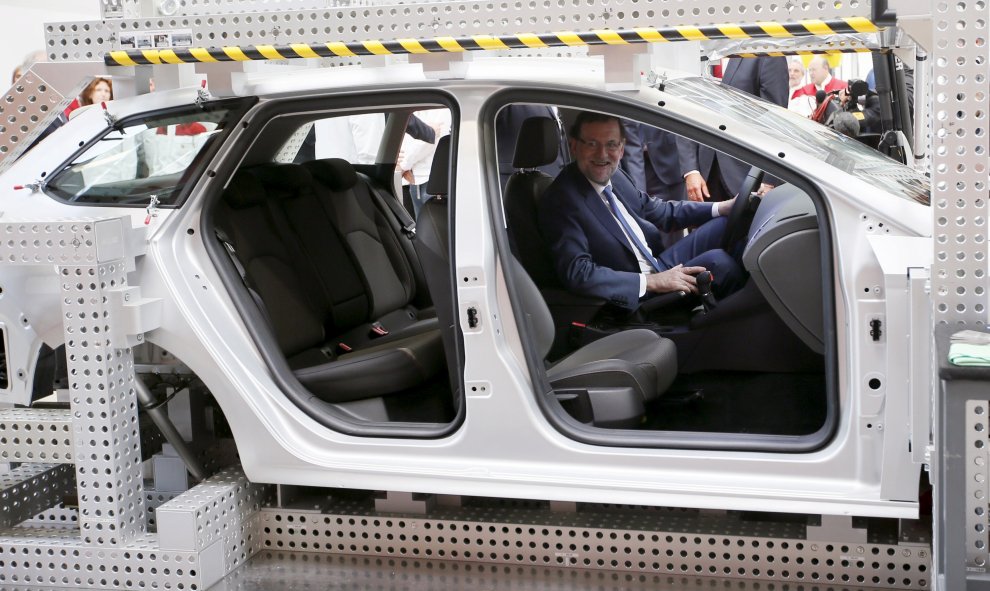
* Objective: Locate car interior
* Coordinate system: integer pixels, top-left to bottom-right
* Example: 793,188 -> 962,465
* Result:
496,104 -> 833,440
204,96 -> 833,444
210,106 -> 460,426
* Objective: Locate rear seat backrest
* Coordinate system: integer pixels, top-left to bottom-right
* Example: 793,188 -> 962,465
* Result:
215,165 -> 446,404
304,159 -> 416,319
217,170 -> 326,357
251,163 -> 370,333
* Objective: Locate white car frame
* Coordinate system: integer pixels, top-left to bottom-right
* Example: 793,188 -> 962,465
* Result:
0,61 -> 932,521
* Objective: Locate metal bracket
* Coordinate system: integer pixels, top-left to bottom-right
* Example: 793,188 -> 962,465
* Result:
106,286 -> 164,347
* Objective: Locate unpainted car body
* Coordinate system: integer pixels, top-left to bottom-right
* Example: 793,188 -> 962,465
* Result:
0,59 -> 932,518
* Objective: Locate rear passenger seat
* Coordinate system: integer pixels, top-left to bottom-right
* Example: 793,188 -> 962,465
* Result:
215,163 -> 444,404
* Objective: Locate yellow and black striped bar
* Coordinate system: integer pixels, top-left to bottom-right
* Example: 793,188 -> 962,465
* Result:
106,17 -> 880,66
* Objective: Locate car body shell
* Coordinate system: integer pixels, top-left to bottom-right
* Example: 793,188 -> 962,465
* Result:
0,60 -> 932,518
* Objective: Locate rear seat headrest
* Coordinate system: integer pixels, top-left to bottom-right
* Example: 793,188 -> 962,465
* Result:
222,170 -> 267,209
512,116 -> 560,169
304,158 -> 359,192
251,163 -> 314,191
425,135 -> 451,197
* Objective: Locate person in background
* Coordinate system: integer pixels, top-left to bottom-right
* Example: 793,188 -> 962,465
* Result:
397,109 -> 452,216
677,56 -> 787,202
797,56 -> 847,98
65,77 -> 114,119
11,50 -> 46,84
787,58 -> 816,117
620,121 -> 688,248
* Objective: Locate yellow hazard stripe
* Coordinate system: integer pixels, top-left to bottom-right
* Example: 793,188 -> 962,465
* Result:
189,47 -> 218,62
516,33 -> 548,48
363,41 -> 392,56
437,37 -> 465,51
676,27 -> 709,41
716,24 -> 749,39
103,18 -> 883,66
397,39 -> 429,54
801,20 -> 836,35
474,35 -> 510,50
108,51 -> 138,66
596,30 -> 628,45
257,45 -> 284,60
634,28 -> 667,43
326,42 -> 356,57
846,16 -> 880,32
223,47 -> 251,61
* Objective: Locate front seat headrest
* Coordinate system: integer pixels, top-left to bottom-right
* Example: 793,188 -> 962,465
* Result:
426,135 -> 451,197
512,116 -> 560,169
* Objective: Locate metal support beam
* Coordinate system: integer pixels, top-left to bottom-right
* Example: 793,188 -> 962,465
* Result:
0,464 -> 75,528
0,408 -> 74,463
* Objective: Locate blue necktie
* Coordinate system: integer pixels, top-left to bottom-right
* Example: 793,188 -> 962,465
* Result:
602,185 -> 661,272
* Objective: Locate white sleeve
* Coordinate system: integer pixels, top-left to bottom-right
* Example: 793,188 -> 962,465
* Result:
349,113 -> 386,164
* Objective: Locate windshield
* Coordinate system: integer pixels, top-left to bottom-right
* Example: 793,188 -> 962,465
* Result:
665,77 -> 930,206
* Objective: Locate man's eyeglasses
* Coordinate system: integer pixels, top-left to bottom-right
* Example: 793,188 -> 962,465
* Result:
575,137 -> 624,153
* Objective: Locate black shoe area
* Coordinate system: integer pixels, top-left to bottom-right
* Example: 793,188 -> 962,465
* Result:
643,371 -> 827,436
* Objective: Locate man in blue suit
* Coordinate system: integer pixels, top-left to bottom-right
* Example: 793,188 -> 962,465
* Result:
538,112 -> 745,312
677,56 -> 788,201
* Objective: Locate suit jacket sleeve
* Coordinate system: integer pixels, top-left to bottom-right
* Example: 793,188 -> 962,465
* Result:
675,136 -> 701,176
538,179 -> 642,310
612,173 -> 714,232
405,114 -> 436,144
759,57 -> 790,107
619,120 -> 647,191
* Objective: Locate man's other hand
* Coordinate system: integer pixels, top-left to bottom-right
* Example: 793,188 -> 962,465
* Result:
645,264 -> 706,295
716,196 -> 736,217
684,172 -> 709,202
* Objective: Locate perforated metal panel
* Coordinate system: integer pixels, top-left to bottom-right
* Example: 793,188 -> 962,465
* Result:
0,464 -> 75,529
0,408 -> 74,463
45,0 -> 874,63
0,70 -> 67,175
156,466 -> 269,553
966,400 -> 990,570
0,218 -> 147,546
258,504 -> 930,589
61,259 -> 147,546
930,0 -> 989,326
0,529 -> 205,589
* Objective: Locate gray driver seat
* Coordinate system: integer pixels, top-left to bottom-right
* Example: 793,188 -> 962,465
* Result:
508,256 -> 677,428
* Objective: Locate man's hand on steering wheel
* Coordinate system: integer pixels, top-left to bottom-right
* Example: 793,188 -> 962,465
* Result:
716,196 -> 737,217
645,264 -> 706,295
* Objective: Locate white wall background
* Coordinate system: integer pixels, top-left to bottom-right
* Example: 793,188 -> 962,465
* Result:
2,0 -> 100,86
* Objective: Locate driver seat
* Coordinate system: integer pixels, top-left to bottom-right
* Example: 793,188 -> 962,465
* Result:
508,256 -> 677,427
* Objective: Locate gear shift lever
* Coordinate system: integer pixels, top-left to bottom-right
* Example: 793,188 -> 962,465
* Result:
697,270 -> 717,313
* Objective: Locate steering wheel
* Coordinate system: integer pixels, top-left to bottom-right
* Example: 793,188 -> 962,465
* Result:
720,166 -> 764,251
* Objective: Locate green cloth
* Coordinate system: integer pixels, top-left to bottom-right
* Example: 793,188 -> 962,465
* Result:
949,343 -> 990,367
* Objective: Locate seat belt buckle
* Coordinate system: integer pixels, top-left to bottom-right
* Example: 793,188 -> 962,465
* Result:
402,223 -> 416,238
337,342 -> 353,354
369,322 -> 389,338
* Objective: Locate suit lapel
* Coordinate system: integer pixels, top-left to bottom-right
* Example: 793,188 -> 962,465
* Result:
722,58 -> 739,86
573,171 -> 636,257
